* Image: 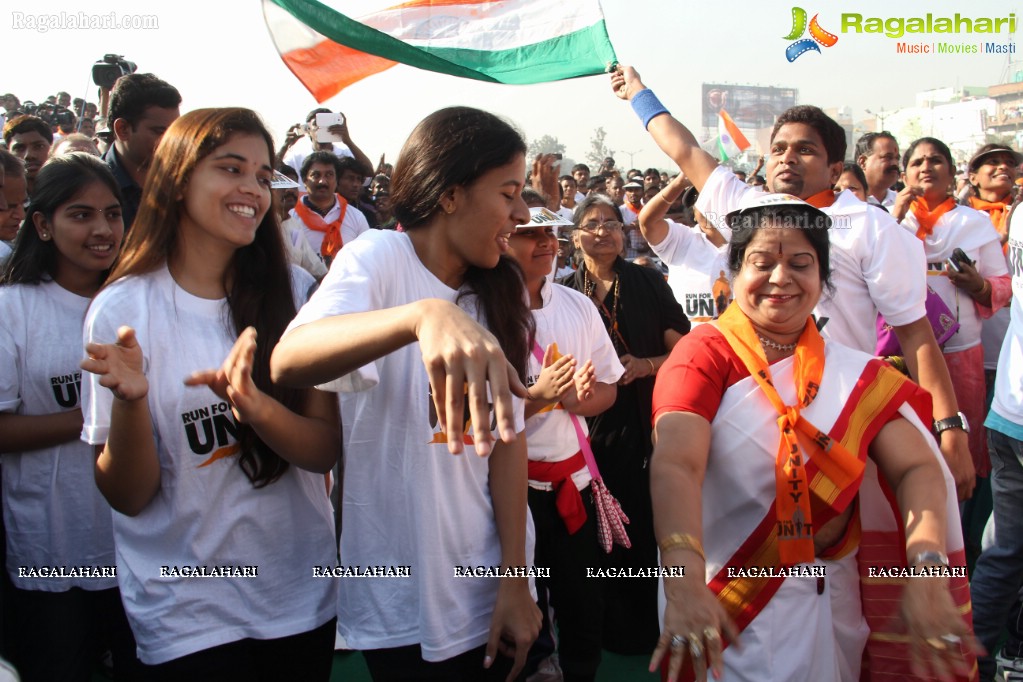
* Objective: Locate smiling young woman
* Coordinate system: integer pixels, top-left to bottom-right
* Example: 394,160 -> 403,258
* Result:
270,107 -> 542,681
0,154 -> 138,680
79,108 -> 338,679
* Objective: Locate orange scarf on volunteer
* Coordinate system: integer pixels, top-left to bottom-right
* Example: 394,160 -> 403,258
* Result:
716,303 -> 864,566
293,194 -> 348,260
803,189 -> 836,209
910,196 -> 956,240
969,195 -> 1011,234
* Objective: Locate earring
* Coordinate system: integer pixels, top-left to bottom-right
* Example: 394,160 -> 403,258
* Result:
41,232 -> 50,240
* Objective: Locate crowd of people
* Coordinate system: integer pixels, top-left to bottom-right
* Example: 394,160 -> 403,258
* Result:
0,61 -> 1021,682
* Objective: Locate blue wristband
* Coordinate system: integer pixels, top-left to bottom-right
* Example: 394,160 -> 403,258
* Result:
630,88 -> 670,129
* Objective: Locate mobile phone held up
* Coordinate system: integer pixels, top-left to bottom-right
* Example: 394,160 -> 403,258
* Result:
946,247 -> 974,273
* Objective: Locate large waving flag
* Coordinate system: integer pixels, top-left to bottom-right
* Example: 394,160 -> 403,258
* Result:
264,0 -> 618,102
704,108 -> 751,162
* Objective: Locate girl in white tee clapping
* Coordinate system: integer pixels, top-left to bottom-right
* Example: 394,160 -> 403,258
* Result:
79,109 -> 339,680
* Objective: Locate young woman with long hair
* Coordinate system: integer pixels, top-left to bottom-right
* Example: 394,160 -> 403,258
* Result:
79,108 -> 338,680
271,106 -> 542,681
0,153 -> 138,680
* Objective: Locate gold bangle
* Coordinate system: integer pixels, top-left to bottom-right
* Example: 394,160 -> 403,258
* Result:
658,533 -> 705,561
646,358 -> 656,376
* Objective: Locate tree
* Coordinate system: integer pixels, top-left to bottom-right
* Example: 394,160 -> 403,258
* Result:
527,134 -> 566,159
585,127 -> 615,170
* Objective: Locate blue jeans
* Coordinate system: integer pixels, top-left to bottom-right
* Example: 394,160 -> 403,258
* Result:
971,430 -> 1023,678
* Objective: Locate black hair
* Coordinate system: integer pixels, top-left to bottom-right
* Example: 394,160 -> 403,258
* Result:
300,151 -> 343,180
726,207 -> 832,291
2,115 -> 53,146
902,137 -> 954,172
839,163 -> 868,192
1,154 -> 123,285
771,106 -> 846,164
571,163 -> 590,174
108,73 -> 181,129
0,149 -> 24,176
305,107 -> 332,123
854,131 -> 898,161
390,106 -> 534,381
573,193 -> 625,226
275,164 -> 299,180
336,156 -> 365,178
521,187 -> 546,208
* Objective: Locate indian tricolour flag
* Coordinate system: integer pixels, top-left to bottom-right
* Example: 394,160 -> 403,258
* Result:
263,0 -> 618,102
707,108 -> 751,162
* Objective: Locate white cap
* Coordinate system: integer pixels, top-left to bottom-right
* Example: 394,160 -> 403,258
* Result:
516,207 -> 574,229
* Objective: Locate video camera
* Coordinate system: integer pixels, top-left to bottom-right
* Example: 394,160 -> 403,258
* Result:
92,54 -> 137,89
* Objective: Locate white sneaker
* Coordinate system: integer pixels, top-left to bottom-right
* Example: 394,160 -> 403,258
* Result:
997,650 -> 1023,681
526,653 -> 563,682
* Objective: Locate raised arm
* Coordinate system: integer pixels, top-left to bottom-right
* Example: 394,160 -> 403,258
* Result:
610,65 -> 720,192
271,298 -> 525,456
81,326 -> 161,516
639,173 -> 691,245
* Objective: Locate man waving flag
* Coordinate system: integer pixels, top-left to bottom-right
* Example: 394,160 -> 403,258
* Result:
264,0 -> 618,102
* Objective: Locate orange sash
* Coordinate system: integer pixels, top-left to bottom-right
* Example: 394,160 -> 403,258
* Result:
716,303 -> 863,565
969,195 -> 1011,234
910,197 -> 956,240
293,194 -> 348,260
804,188 -> 836,209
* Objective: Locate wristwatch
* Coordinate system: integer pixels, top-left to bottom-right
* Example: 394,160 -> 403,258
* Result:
933,412 -> 970,437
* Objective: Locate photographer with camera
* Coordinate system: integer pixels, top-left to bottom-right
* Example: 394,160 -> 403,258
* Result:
277,107 -> 373,181
2,116 -> 52,195
101,71 -> 180,232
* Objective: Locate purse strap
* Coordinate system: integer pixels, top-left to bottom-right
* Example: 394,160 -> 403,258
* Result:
531,341 -> 602,481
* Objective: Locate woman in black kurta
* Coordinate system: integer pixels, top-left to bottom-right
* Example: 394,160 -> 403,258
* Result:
559,194 -> 689,654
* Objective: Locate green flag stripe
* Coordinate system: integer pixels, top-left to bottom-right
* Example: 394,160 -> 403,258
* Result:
271,0 -> 616,84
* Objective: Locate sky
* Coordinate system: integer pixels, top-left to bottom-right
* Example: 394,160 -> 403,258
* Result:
2,0 -> 1019,171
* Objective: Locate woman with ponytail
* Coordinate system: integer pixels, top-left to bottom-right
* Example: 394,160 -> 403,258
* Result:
271,106 -> 542,681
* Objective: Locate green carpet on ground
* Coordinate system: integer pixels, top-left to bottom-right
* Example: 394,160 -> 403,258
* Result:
328,649 -> 659,681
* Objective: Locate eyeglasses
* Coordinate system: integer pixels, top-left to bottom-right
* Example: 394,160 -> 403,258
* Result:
577,220 -> 624,234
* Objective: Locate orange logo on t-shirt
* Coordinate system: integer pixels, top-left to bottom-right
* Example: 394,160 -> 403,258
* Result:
427,383 -> 497,445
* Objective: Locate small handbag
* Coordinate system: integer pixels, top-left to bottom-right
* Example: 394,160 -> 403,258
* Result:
875,285 -> 960,356
531,342 -> 631,553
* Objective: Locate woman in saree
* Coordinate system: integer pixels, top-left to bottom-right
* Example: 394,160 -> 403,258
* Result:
648,192 -> 982,681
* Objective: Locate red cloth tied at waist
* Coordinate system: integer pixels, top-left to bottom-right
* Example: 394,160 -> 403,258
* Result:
527,450 -> 588,534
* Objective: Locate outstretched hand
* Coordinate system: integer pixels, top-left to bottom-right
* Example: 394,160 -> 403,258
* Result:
184,327 -> 270,425
81,326 -> 148,402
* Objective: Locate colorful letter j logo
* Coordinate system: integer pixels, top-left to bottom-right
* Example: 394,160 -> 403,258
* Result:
784,7 -> 838,62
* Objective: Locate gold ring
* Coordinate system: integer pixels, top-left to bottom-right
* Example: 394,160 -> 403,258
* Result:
703,626 -> 721,643
925,637 -> 947,651
688,633 -> 704,660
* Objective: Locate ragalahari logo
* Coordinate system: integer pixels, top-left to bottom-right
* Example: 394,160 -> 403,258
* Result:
784,7 -> 838,61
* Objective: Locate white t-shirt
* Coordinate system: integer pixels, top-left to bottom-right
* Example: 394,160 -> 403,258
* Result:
648,219 -> 731,326
285,197 -> 370,256
696,166 -> 926,354
620,203 -> 640,226
557,206 -> 575,224
901,205 -> 1008,353
867,188 -> 898,210
526,283 -> 624,491
80,266 -> 336,665
281,136 -> 354,178
0,281 -> 116,592
989,210 -> 1023,430
283,229 -> 532,662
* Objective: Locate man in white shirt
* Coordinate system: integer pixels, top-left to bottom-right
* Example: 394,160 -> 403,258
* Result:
855,132 -> 900,209
611,64 -> 975,499
283,151 -> 370,268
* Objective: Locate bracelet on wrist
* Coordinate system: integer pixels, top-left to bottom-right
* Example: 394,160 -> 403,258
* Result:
909,550 -> 949,568
646,358 -> 656,376
658,533 -> 705,561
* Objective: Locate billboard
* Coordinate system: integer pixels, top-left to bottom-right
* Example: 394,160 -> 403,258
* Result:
702,84 -> 798,129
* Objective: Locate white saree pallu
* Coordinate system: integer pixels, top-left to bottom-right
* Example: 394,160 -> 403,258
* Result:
658,342 -> 976,682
